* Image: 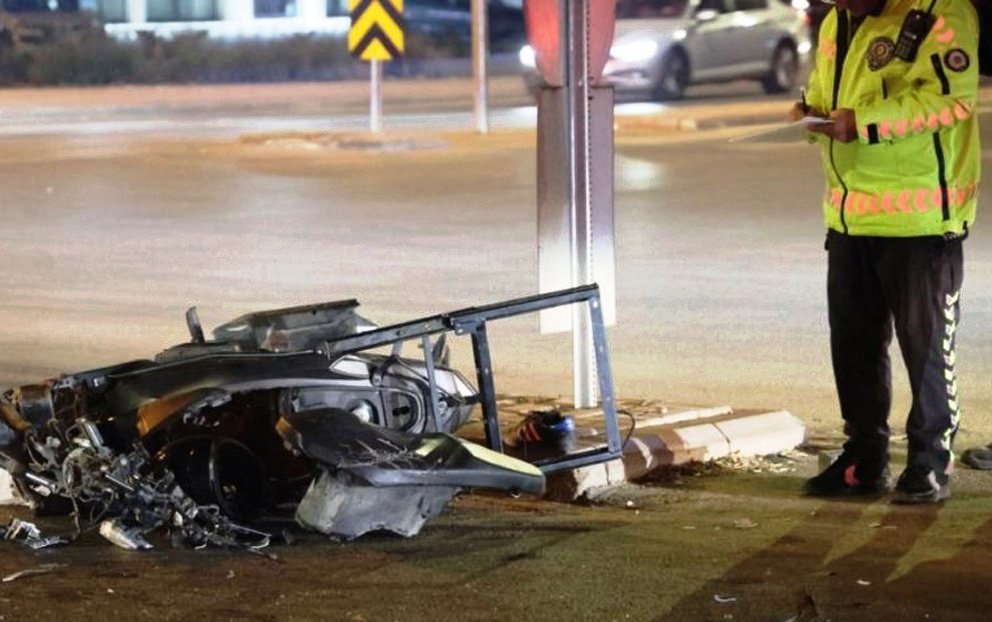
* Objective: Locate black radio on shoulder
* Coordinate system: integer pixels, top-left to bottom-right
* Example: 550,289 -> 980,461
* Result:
894,9 -> 936,62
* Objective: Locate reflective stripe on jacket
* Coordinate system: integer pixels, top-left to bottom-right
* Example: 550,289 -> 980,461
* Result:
806,0 -> 981,237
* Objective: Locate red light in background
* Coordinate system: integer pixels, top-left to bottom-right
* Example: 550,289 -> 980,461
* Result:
524,0 -> 617,88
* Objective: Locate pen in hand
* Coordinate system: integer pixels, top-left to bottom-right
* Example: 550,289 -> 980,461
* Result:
800,88 -> 809,115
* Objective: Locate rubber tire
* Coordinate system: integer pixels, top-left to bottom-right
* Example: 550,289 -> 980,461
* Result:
762,44 -> 799,94
652,50 -> 689,101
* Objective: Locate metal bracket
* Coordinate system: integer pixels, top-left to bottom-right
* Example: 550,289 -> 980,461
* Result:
323,285 -> 622,474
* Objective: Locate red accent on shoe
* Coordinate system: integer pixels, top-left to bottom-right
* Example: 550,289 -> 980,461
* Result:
844,464 -> 860,487
522,422 -> 539,442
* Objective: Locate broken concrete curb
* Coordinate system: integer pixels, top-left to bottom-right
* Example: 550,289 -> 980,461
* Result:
546,408 -> 806,501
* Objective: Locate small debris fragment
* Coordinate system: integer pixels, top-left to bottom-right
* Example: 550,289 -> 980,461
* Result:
682,525 -> 697,530
857,579 -> 871,586
733,518 -> 758,529
1,518 -> 69,549
2,563 -> 66,583
227,570 -> 235,580
248,547 -> 281,562
714,594 -> 738,604
624,500 -> 637,509
715,451 -> 802,475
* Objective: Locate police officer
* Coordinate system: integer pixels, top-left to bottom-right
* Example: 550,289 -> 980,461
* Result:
795,0 -> 981,503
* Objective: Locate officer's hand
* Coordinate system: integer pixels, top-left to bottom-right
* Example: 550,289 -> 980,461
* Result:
788,102 -> 807,122
790,102 -> 828,123
829,109 -> 858,142
808,108 -> 858,143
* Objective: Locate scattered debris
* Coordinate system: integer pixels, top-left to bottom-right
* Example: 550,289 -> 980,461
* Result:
868,522 -> 897,530
635,450 -> 803,487
857,579 -> 872,586
1,518 -> 69,550
715,450 -> 804,475
1,563 -> 65,583
733,518 -> 758,530
714,594 -> 739,604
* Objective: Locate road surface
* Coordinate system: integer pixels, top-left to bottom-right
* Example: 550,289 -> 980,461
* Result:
0,78 -> 989,445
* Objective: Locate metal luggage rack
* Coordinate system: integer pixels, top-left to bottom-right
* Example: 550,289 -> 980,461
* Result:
322,284 -> 622,474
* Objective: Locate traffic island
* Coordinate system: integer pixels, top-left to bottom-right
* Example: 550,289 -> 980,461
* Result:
238,131 -> 451,153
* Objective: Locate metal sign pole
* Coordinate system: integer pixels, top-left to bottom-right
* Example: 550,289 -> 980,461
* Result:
370,59 -> 383,133
534,0 -> 614,409
565,0 -> 596,408
471,0 -> 489,134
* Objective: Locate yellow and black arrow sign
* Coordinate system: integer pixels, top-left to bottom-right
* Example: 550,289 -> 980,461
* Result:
348,0 -> 405,61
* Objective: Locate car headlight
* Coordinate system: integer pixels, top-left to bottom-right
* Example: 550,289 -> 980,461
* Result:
610,39 -> 659,63
519,44 -> 536,69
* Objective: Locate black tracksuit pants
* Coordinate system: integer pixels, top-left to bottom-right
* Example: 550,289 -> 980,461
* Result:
826,230 -> 964,480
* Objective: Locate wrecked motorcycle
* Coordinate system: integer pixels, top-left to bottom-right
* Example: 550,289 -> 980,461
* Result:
0,286 -> 621,550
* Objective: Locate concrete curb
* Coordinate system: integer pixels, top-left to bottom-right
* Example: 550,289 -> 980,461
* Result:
547,408 -> 806,501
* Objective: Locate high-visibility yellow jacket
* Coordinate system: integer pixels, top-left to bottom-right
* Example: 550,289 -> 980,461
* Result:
806,0 -> 981,237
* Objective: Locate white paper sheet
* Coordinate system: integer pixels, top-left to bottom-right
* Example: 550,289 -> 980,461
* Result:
730,117 -> 833,144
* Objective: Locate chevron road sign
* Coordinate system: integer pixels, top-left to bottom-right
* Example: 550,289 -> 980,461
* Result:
348,0 -> 405,61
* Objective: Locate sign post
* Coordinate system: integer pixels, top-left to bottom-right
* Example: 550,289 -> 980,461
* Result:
471,0 -> 489,134
527,0 -> 617,409
348,0 -> 405,133
370,59 -> 383,133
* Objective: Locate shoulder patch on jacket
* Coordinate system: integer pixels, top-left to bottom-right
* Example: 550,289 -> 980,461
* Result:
944,49 -> 970,73
867,37 -> 896,71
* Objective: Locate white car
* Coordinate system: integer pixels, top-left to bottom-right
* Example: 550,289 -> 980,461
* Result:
520,0 -> 812,100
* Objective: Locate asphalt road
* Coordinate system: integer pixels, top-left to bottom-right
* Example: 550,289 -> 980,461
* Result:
1,78 -> 992,622
0,78 -> 989,445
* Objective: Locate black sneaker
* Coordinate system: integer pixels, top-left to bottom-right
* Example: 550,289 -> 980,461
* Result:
505,409 -> 577,454
803,454 -> 891,497
892,465 -> 950,504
